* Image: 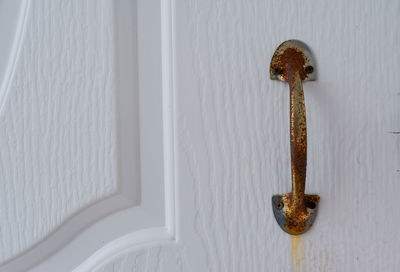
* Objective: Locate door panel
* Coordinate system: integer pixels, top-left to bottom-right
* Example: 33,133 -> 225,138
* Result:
176,0 -> 400,271
1,0 -> 399,271
0,0 -> 167,271
93,0 -> 400,271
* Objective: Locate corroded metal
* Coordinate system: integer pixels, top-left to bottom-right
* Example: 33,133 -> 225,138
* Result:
270,40 -> 320,235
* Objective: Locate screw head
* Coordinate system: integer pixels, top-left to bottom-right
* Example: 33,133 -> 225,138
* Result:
305,65 -> 314,74
306,200 -> 317,209
275,201 -> 284,210
272,66 -> 283,75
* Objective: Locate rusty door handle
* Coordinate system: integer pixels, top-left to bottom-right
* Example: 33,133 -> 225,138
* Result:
269,40 -> 320,235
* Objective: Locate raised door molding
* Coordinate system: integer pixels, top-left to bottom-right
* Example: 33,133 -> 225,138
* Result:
0,0 -> 176,271
0,0 -> 29,113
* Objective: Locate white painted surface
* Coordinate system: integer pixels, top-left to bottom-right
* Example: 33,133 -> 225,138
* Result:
0,0 -> 167,271
1,0 -> 118,264
1,0 -> 400,271
0,0 -> 28,112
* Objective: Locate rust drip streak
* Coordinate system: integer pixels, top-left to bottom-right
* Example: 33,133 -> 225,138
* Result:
291,235 -> 305,272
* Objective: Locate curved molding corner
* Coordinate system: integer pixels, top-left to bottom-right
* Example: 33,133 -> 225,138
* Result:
72,228 -> 175,272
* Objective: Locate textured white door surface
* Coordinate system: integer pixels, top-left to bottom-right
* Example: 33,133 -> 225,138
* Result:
1,0 -> 400,271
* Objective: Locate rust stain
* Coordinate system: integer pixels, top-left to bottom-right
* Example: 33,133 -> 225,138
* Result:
291,235 -> 305,272
277,48 -> 307,81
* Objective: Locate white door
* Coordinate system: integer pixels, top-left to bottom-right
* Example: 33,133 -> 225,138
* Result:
1,0 -> 399,271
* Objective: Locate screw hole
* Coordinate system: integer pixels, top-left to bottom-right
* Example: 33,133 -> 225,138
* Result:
306,201 -> 316,209
305,66 -> 314,74
272,66 -> 283,75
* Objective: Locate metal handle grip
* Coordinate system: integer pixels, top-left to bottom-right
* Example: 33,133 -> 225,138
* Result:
289,71 -> 307,198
